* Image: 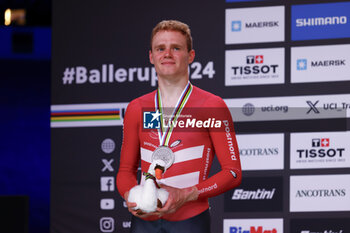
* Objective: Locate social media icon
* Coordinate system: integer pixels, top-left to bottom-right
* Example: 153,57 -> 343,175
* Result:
143,110 -> 161,129
102,159 -> 114,172
101,177 -> 115,192
100,217 -> 114,232
101,199 -> 115,210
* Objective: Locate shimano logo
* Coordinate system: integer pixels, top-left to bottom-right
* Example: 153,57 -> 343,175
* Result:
232,188 -> 276,200
296,16 -> 347,27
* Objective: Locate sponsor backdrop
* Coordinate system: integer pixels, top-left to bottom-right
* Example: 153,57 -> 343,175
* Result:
52,0 -> 350,232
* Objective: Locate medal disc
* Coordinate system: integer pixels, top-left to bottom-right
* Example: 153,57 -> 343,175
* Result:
151,146 -> 175,169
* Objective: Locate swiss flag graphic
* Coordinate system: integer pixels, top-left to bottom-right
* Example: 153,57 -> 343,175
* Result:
321,138 -> 330,147
255,55 -> 264,64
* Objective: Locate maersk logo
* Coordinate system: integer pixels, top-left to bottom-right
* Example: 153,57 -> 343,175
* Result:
232,21 -> 242,32
226,6 -> 284,44
297,59 -> 307,70
297,58 -> 346,71
292,2 -> 350,41
246,21 -> 279,28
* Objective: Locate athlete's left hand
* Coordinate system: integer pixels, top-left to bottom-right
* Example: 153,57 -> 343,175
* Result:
156,185 -> 198,216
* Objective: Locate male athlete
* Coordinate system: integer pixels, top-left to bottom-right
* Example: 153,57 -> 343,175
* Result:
117,20 -> 241,233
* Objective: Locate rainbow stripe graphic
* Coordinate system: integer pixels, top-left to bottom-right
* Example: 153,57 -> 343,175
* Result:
51,103 -> 128,128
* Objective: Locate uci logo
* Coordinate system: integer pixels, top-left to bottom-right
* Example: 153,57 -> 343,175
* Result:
143,110 -> 161,129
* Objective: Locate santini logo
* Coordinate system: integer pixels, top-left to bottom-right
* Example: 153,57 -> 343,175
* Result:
296,189 -> 346,197
296,16 -> 347,27
232,188 -> 276,200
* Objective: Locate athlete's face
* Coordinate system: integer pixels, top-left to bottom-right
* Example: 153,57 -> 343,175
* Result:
149,30 -> 195,80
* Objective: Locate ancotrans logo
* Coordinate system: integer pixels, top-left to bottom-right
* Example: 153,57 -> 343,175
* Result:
61,61 -> 215,87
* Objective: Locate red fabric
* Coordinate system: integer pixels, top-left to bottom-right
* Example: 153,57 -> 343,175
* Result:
117,85 -> 241,221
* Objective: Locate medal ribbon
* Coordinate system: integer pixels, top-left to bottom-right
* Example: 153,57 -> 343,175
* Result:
154,82 -> 193,146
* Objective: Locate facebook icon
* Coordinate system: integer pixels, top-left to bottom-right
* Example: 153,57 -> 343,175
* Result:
101,177 -> 115,192
143,110 -> 161,129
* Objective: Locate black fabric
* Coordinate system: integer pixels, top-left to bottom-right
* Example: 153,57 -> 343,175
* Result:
130,209 -> 211,233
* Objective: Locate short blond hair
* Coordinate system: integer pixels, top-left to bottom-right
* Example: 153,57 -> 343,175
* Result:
150,20 -> 193,51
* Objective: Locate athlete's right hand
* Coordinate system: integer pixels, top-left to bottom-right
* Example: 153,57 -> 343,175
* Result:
124,191 -> 160,218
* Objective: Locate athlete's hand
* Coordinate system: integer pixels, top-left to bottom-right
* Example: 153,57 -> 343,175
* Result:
124,191 -> 160,218
156,185 -> 198,216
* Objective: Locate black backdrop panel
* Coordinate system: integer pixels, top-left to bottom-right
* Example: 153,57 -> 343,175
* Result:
52,0 -> 350,232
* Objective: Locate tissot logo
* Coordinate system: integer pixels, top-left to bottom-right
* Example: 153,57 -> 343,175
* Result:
231,55 -> 278,76
296,138 -> 345,159
312,138 -> 329,147
290,131 -> 350,169
225,48 -> 284,86
224,176 -> 283,212
247,55 -> 263,64
292,2 -> 350,40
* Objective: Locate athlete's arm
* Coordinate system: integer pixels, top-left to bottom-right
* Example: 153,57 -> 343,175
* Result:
116,99 -> 141,198
195,95 -> 242,199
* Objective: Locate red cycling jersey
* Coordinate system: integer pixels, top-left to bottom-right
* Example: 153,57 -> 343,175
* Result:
117,85 -> 241,221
